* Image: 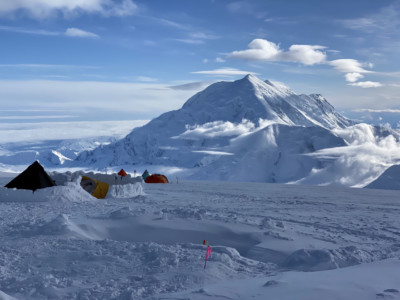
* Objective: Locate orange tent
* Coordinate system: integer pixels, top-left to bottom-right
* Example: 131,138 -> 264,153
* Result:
118,169 -> 127,177
145,174 -> 169,183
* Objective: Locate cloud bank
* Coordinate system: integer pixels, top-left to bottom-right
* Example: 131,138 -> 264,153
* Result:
0,120 -> 148,144
0,80 -> 198,119
301,123 -> 400,187
176,120 -> 256,140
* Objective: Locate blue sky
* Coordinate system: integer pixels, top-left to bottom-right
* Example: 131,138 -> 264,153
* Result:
0,0 -> 400,128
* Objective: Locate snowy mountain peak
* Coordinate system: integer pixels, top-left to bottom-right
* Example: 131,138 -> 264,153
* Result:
242,73 -> 256,81
76,75 -> 355,173
182,74 -> 352,129
238,73 -> 265,86
233,74 -> 294,98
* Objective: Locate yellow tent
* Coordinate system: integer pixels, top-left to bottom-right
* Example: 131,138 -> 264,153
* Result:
80,176 -> 109,199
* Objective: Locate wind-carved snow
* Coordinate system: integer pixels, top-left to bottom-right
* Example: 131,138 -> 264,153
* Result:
1,179 -> 400,299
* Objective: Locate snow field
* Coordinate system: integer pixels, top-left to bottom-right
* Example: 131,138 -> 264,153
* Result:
0,179 -> 399,299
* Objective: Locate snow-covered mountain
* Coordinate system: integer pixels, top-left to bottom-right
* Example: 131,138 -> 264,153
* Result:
178,74 -> 352,129
0,136 -> 118,171
76,75 -> 356,183
365,164 -> 400,190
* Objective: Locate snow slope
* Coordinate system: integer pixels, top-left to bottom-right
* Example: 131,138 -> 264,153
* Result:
365,164 -> 400,190
0,179 -> 399,299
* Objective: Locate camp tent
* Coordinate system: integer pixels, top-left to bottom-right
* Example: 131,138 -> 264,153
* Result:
118,169 -> 127,177
145,174 -> 169,183
80,176 -> 109,199
5,161 -> 55,191
142,170 -> 150,180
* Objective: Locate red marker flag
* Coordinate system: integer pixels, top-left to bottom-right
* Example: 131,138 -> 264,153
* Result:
204,245 -> 212,269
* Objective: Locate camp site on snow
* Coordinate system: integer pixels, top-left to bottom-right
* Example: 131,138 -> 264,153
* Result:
3,161 -> 169,199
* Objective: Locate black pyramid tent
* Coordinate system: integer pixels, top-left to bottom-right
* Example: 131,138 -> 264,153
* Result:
5,161 -> 55,191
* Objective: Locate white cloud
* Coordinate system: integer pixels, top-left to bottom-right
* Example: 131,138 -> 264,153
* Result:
191,67 -> 259,76
135,76 -> 158,82
348,81 -> 383,88
0,25 -> 100,39
327,49 -> 341,54
229,39 -> 281,61
175,32 -> 219,45
175,120 -> 256,140
108,0 -> 138,17
215,57 -> 226,63
354,108 -> 400,113
227,1 -> 266,19
0,80 -> 198,119
0,25 -> 59,35
175,39 -> 204,44
65,28 -> 99,38
329,59 -> 371,73
0,64 -> 98,69
157,18 -> 187,30
345,72 -> 364,82
188,32 -> 219,40
282,45 -> 327,65
202,59 -> 209,63
0,120 -> 148,143
229,39 -> 326,65
340,2 -> 400,34
0,115 -> 76,120
0,0 -> 137,19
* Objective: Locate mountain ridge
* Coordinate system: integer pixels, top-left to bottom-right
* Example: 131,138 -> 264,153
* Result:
75,74 -> 355,184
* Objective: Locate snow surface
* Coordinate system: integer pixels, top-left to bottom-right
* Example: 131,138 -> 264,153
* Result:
365,164 -> 400,190
0,177 -> 399,299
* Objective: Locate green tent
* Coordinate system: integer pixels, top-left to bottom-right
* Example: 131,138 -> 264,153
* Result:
142,169 -> 150,180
